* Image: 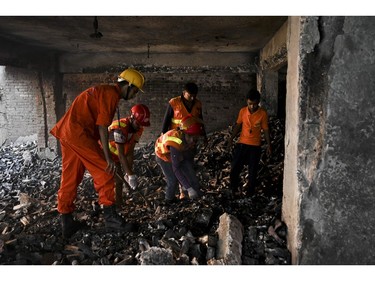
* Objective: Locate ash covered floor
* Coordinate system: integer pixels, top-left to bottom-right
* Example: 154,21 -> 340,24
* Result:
0,117 -> 289,265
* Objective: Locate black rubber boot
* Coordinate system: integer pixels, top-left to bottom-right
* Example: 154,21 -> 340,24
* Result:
61,213 -> 84,239
103,205 -> 137,233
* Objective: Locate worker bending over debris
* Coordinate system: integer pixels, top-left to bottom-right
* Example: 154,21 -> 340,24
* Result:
155,115 -> 204,204
103,104 -> 150,207
161,82 -> 208,200
50,68 -> 145,238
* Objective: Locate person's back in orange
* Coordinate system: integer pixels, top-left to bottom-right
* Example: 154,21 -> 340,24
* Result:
50,68 -> 145,238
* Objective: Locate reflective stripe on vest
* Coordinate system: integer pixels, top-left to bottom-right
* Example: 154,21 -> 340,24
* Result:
155,131 -> 183,157
169,96 -> 202,130
108,119 -> 128,156
109,142 -> 119,156
158,135 -> 182,154
171,118 -> 181,125
166,136 -> 182,144
109,120 -> 127,130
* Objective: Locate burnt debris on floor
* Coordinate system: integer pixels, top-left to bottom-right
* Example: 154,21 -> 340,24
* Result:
0,117 -> 290,265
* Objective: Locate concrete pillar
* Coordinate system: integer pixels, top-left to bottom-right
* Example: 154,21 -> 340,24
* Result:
283,16 -> 375,265
282,16 -> 302,265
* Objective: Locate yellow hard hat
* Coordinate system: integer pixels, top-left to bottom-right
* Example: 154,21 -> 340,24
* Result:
118,68 -> 145,93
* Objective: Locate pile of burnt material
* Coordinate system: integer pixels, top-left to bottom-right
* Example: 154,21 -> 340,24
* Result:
0,117 -> 290,265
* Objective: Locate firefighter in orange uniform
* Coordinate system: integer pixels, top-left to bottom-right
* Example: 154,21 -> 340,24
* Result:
228,89 -> 272,197
156,115 -> 204,203
161,82 -> 208,199
50,68 -> 145,238
105,104 -> 150,207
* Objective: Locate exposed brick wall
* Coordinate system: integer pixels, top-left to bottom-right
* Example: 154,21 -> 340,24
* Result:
0,66 -> 45,146
62,66 -> 256,147
42,72 -> 57,151
0,65 -> 256,151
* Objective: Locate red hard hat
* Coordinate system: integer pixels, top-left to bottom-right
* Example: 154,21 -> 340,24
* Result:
130,104 -> 150,126
179,115 -> 204,135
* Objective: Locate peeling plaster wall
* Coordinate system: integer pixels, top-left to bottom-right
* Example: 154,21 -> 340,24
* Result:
285,16 -> 375,264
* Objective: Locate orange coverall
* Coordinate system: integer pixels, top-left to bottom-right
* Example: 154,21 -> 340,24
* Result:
50,84 -> 122,214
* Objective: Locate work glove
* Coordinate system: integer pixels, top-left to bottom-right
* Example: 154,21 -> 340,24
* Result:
187,188 -> 199,200
124,174 -> 138,190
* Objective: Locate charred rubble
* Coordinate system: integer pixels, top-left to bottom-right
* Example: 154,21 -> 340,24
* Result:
0,117 -> 290,265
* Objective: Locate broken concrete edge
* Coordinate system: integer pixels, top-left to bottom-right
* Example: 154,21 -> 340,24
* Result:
126,212 -> 246,265
216,212 -> 244,265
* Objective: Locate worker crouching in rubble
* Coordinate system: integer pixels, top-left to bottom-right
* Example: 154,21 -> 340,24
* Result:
161,82 -> 208,200
155,115 -> 204,204
103,104 -> 150,208
50,68 -> 146,239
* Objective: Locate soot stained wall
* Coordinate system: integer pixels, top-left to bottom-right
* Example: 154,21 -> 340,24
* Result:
0,64 -> 255,153
296,16 -> 375,264
62,66 -> 255,148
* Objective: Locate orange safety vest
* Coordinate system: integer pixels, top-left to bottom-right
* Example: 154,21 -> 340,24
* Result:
155,129 -> 184,162
169,96 -> 202,130
107,117 -> 143,161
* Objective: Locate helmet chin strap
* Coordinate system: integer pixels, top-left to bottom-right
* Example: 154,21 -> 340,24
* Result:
123,84 -> 131,100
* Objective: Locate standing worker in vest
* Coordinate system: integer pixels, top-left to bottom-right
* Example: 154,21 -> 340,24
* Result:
227,89 -> 272,198
155,115 -> 204,204
161,82 -> 208,199
50,68 -> 146,238
104,104 -> 150,208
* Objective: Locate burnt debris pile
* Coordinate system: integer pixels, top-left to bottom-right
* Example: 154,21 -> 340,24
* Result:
0,117 -> 290,265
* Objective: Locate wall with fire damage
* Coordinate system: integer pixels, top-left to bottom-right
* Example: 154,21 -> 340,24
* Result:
284,16 -> 375,264
0,63 -> 257,152
61,65 -> 256,149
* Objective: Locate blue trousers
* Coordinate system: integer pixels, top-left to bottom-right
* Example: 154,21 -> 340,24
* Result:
156,156 -> 178,200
